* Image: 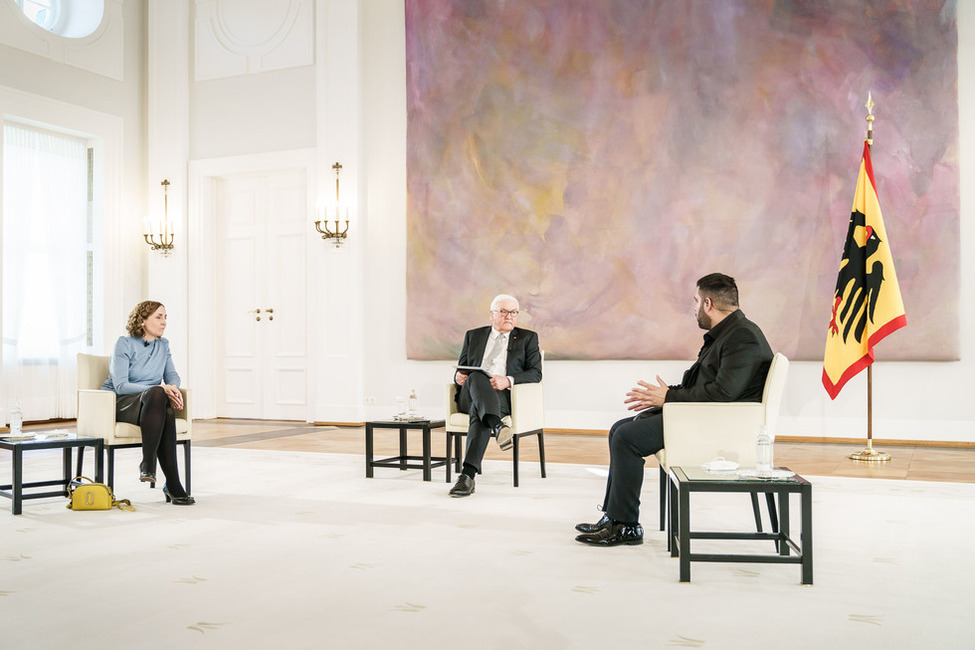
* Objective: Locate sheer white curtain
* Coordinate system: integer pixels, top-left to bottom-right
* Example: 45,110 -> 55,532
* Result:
2,123 -> 88,421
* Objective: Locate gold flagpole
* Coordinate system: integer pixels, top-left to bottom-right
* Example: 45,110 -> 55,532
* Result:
850,93 -> 891,463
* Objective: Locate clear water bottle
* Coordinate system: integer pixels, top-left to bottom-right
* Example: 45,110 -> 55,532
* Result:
408,389 -> 418,416
9,400 -> 23,437
756,424 -> 773,475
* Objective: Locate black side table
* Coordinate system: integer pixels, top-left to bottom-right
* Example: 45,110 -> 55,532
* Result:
1,435 -> 105,515
669,465 -> 813,584
365,419 -> 446,482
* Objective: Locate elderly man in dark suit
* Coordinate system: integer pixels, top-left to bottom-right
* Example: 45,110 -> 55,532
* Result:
576,273 -> 773,546
449,294 -> 542,498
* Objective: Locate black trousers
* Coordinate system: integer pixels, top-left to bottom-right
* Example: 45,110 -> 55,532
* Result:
601,412 -> 664,524
456,372 -> 510,472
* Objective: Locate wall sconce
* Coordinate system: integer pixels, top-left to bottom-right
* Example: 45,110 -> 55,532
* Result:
315,162 -> 350,247
144,179 -> 175,255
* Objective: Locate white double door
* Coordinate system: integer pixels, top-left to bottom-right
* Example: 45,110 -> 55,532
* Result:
216,169 -> 308,420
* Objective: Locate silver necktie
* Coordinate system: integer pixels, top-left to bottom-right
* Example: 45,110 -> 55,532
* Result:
483,334 -> 507,370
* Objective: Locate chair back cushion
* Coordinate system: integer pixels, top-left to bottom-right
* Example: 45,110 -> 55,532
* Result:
761,352 -> 790,433
77,353 -> 111,390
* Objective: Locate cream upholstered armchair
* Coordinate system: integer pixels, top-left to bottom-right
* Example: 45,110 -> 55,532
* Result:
444,353 -> 546,487
76,353 -> 192,492
655,352 -> 790,532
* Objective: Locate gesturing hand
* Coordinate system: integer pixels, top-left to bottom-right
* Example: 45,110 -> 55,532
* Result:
623,375 -> 668,412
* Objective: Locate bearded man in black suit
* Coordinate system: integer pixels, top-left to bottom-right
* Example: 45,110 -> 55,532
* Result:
448,294 -> 542,498
575,273 -> 773,546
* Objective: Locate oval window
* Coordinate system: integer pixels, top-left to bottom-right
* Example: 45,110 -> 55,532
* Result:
16,0 -> 105,39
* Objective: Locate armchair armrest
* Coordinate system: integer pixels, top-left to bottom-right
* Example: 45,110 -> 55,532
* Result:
77,389 -> 117,439
510,382 -> 544,433
662,402 -> 765,468
176,388 -> 192,436
445,383 -> 461,417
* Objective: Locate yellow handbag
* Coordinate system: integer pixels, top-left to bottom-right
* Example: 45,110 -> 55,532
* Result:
66,477 -> 135,511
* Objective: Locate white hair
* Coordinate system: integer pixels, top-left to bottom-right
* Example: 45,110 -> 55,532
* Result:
490,294 -> 520,311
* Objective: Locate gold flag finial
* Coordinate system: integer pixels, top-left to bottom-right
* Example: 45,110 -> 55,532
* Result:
865,92 -> 875,144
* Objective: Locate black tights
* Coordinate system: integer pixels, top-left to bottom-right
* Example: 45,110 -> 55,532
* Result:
140,386 -> 187,497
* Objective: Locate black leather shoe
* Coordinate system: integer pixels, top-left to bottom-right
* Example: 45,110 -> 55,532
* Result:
575,513 -> 612,534
575,521 -> 644,546
139,462 -> 156,483
162,485 -> 196,506
449,474 -> 475,498
493,423 -> 513,451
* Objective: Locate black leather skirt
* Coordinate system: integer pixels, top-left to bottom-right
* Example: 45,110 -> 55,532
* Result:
114,391 -> 146,425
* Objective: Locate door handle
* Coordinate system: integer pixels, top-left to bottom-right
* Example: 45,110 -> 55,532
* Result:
267,308 -> 274,321
248,308 -> 261,321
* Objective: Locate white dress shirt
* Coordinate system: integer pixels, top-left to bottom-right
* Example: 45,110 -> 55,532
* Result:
481,328 -> 514,387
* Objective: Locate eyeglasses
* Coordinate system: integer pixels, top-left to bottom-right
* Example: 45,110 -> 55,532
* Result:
493,309 -> 519,317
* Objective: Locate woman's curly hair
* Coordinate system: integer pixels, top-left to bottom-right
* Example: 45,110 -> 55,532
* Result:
126,300 -> 164,337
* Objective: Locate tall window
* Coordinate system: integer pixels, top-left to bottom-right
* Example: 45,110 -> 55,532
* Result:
2,123 -> 91,419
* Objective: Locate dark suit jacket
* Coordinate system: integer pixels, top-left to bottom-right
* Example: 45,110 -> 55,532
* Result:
455,326 -> 542,387
665,310 -> 772,404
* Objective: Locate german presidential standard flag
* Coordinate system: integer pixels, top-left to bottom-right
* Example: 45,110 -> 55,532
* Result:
823,140 -> 907,400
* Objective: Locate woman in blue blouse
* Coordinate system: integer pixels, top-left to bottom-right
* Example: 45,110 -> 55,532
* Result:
103,300 -> 194,505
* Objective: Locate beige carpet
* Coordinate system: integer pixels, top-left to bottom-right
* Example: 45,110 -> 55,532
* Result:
1,447 -> 972,649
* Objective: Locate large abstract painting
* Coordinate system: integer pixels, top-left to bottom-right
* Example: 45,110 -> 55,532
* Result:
405,0 -> 959,361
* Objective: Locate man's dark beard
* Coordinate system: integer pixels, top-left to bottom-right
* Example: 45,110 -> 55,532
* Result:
696,305 -> 712,330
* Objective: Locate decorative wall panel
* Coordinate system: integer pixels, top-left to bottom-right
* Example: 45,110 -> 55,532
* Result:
405,0 -> 959,361
194,0 -> 314,81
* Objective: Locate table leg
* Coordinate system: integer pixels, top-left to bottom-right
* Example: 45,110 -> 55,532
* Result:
94,440 -> 105,483
12,445 -> 23,515
678,481 -> 691,582
61,448 -> 72,496
801,483 -> 814,585
365,423 -> 375,478
75,445 -> 85,481
422,426 -> 432,482
779,490 -> 791,557
399,428 -> 408,470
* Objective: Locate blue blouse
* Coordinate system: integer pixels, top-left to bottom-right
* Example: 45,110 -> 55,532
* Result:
102,335 -> 181,395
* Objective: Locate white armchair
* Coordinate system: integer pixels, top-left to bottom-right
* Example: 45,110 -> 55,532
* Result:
655,352 -> 790,531
76,353 -> 192,492
444,354 -> 546,487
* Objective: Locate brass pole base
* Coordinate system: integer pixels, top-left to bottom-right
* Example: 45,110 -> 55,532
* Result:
849,448 -> 891,462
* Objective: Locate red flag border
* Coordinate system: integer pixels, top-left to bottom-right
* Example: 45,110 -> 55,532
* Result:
822,313 -> 907,399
